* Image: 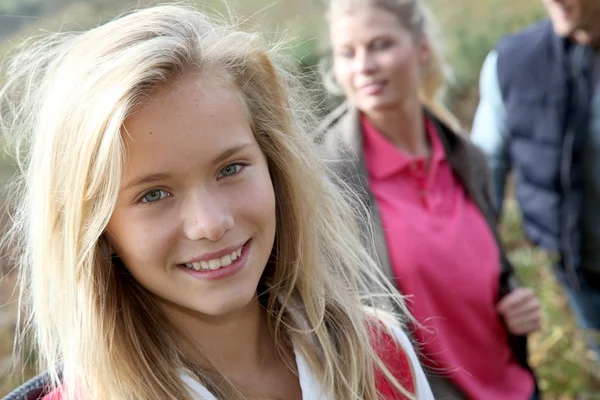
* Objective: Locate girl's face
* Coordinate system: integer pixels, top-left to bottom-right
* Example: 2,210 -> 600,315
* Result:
330,7 -> 429,115
106,75 -> 276,319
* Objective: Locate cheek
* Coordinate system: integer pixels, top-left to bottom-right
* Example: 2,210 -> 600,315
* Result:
107,209 -> 177,268
239,166 -> 276,229
387,51 -> 421,88
333,61 -> 353,92
394,46 -> 418,71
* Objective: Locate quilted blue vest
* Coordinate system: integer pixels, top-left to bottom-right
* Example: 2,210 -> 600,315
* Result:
496,20 -> 596,287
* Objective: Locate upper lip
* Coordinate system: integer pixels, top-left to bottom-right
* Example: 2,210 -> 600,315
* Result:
179,240 -> 248,264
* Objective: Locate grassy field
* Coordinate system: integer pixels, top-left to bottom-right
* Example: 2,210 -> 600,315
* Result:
500,199 -> 600,399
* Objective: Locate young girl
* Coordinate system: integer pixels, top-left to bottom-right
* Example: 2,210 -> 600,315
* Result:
0,4 -> 432,400
318,0 -> 541,399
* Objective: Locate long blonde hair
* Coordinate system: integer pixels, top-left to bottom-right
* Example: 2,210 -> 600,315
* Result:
0,4 -> 415,400
324,0 -> 461,131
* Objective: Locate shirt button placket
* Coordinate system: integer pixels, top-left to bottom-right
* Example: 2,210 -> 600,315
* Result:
411,160 -> 428,209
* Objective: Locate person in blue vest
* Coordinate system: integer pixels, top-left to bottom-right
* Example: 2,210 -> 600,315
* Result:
471,0 -> 600,359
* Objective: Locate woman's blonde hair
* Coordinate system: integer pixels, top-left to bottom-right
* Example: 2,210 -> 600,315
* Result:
324,0 -> 462,131
0,4 -> 415,400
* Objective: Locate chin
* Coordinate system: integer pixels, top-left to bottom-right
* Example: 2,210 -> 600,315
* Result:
358,97 -> 399,114
549,15 -> 576,37
195,290 -> 258,317
552,23 -> 575,37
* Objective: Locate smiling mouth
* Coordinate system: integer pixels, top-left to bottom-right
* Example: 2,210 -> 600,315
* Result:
358,81 -> 387,94
181,245 -> 244,272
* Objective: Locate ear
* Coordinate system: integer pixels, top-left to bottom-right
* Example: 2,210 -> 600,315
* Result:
101,232 -> 117,257
417,33 -> 432,69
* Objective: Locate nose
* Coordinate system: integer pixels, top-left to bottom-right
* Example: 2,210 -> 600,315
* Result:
353,49 -> 376,75
182,190 -> 234,242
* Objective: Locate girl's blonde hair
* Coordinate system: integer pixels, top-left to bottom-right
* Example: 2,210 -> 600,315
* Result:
0,4 -> 415,400
324,0 -> 462,131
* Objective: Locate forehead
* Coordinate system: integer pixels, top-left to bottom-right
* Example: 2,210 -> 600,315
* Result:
121,76 -> 254,170
142,73 -> 238,111
329,7 -> 407,44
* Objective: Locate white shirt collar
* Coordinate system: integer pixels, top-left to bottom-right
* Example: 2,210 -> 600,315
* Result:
293,346 -> 333,400
181,349 -> 333,400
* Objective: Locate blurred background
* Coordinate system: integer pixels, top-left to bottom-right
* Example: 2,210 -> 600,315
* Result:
0,0 -> 598,398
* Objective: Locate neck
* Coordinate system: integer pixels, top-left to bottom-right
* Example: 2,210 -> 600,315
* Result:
166,298 -> 280,383
365,100 -> 429,157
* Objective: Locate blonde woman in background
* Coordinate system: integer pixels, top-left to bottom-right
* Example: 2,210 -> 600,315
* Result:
0,5 -> 434,400
318,0 -> 542,399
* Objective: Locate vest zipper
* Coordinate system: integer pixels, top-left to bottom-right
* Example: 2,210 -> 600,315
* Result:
561,46 -> 584,290
561,130 -> 580,289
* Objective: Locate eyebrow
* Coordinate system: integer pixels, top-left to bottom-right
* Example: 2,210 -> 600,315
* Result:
121,143 -> 255,192
211,142 -> 254,167
122,172 -> 173,192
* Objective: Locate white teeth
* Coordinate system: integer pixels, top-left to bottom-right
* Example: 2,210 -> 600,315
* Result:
220,254 -> 232,266
208,259 -> 221,270
183,245 -> 244,272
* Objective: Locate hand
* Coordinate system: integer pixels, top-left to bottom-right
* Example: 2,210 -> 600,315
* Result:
497,287 -> 542,336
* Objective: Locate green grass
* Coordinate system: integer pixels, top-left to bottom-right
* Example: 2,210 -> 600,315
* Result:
501,199 -> 600,398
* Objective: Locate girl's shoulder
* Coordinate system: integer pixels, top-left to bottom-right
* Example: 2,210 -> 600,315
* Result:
374,325 -> 415,393
368,311 -> 435,399
372,322 -> 416,398
41,388 -> 62,400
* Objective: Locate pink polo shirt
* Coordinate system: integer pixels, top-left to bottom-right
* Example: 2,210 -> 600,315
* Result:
362,115 -> 534,399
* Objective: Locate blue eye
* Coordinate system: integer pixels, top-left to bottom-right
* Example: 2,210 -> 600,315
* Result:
218,163 -> 243,179
338,49 -> 354,59
141,189 -> 169,203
